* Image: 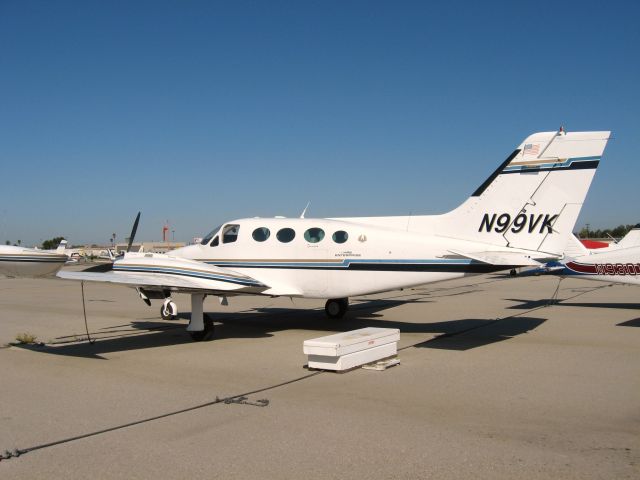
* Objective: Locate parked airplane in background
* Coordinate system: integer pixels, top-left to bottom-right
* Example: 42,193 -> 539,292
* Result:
533,228 -> 640,285
0,240 -> 69,278
59,129 -> 611,340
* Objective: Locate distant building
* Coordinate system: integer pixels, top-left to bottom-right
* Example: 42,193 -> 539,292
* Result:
114,241 -> 185,254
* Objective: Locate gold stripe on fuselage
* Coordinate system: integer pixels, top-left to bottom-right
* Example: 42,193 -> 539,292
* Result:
508,158 -> 567,167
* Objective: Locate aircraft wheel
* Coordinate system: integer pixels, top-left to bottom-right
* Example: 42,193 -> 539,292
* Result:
189,317 -> 214,341
160,300 -> 177,320
510,268 -> 517,277
325,298 -> 348,319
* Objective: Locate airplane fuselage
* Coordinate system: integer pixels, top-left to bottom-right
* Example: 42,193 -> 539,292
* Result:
0,246 -> 68,278
560,246 -> 640,286
170,217 -> 518,299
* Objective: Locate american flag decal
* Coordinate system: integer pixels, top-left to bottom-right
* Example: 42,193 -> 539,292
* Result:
523,143 -> 540,156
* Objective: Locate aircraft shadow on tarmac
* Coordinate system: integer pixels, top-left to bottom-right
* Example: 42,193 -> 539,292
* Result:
412,316 -> 546,351
505,298 -> 640,312
617,318 -> 640,327
14,297 -> 547,359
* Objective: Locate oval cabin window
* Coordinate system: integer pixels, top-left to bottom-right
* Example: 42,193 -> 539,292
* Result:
252,227 -> 270,242
332,230 -> 348,244
304,228 -> 325,244
276,228 -> 296,243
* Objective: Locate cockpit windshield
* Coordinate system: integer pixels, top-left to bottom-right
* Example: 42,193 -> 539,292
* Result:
200,225 -> 222,245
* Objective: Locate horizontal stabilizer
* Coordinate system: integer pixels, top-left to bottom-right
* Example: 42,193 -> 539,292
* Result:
448,249 -> 551,267
564,234 -> 590,258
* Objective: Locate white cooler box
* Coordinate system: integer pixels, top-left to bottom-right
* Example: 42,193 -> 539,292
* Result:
303,327 -> 400,371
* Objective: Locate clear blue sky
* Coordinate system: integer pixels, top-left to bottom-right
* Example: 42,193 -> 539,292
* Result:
1,0 -> 638,246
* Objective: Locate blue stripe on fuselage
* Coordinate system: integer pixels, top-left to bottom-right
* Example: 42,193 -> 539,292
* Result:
203,258 -> 513,274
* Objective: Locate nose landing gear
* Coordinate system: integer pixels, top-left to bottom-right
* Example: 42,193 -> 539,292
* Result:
160,298 -> 178,320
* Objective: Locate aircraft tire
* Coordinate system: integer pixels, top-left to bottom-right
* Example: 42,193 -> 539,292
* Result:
160,300 -> 177,320
189,317 -> 214,342
325,298 -> 348,319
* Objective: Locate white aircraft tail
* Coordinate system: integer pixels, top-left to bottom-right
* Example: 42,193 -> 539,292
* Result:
56,239 -> 68,254
617,228 -> 640,248
433,130 -> 611,256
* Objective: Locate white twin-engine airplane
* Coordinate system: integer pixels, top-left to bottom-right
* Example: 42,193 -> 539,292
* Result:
59,130 -> 611,340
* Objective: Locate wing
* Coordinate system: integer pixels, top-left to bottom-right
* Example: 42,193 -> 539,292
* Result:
57,255 -> 269,296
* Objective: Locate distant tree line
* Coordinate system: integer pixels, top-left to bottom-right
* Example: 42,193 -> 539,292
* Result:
577,224 -> 639,239
41,236 -> 66,250
4,237 -> 67,248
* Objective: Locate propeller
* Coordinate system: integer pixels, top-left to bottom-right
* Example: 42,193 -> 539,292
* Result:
83,211 -> 141,273
126,212 -> 141,253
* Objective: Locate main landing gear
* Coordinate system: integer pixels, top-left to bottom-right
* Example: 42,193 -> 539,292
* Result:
156,294 -> 213,341
187,293 -> 214,341
325,298 -> 349,319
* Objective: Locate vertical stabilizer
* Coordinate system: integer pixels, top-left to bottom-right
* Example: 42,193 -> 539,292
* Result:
433,130 -> 611,256
56,239 -> 68,254
617,228 -> 640,248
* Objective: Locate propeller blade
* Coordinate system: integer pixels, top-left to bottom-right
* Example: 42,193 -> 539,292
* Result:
127,212 -> 141,253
